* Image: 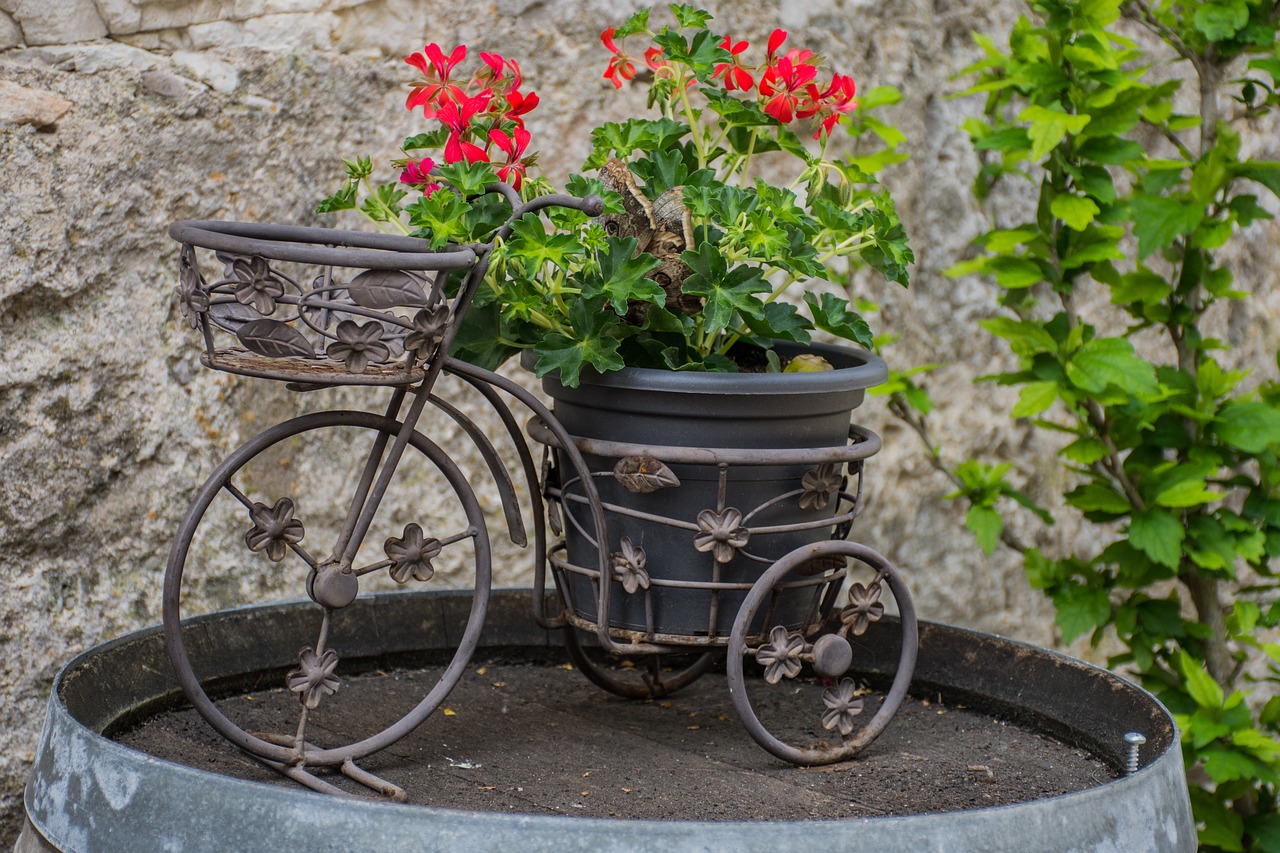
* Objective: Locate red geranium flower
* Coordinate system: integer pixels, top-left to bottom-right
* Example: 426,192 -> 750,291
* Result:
800,73 -> 858,139
504,88 -> 540,126
477,51 -> 523,96
405,43 -> 466,116
399,156 -> 440,195
758,50 -> 819,124
713,36 -> 754,91
489,127 -> 534,189
437,86 -> 494,164
767,28 -> 787,61
601,27 -> 637,88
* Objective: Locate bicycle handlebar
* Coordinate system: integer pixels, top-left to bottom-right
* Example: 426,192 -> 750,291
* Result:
171,187 -> 606,272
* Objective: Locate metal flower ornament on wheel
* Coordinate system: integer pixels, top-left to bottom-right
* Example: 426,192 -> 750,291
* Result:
164,3 -> 918,795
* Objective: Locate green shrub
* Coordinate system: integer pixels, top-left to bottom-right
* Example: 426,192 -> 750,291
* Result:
893,1 -> 1280,848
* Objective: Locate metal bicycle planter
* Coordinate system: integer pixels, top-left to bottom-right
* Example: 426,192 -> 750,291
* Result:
164,181 -> 918,798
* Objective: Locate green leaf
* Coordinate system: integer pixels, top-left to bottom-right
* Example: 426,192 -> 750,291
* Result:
405,191 -> 471,249
740,302 -> 812,344
1018,105 -> 1092,159
1154,479 -> 1221,509
1202,746 -> 1268,784
1186,515 -> 1237,570
1067,482 -> 1131,514
1053,583 -> 1112,643
670,3 -> 713,29
506,215 -> 584,272
581,237 -> 664,315
1076,136 -> 1144,165
316,181 -> 357,214
802,292 -> 874,348
1011,381 -> 1058,417
612,8 -> 650,39
434,160 -> 500,197
679,243 -> 770,335
982,228 -> 1040,253
1177,650 -> 1225,709
1061,437 -> 1108,464
1193,0 -> 1249,40
991,257 -> 1047,289
1214,402 -> 1280,452
1066,337 -> 1159,397
402,130 -> 447,151
1050,193 -> 1101,231
981,317 -> 1058,355
1129,510 -> 1185,569
1024,548 -> 1057,589
1129,195 -> 1205,259
448,302 -> 516,371
653,27 -> 728,82
585,118 -> 690,168
532,331 -> 625,389
966,505 -> 1003,555
1191,788 -> 1245,851
971,126 -> 1032,153
1108,268 -> 1172,306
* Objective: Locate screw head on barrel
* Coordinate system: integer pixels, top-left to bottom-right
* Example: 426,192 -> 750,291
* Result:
1124,732 -> 1146,775
811,634 -> 853,678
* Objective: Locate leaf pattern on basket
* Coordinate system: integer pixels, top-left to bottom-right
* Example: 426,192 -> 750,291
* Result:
236,319 -> 316,359
612,455 -> 680,494
346,269 -> 429,309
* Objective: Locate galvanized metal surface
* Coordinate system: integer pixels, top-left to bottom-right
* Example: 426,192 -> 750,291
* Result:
23,590 -> 1197,853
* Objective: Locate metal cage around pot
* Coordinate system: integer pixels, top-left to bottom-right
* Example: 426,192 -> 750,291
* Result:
530,418 -> 882,647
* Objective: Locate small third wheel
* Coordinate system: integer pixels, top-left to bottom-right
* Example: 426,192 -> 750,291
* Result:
726,540 -> 918,765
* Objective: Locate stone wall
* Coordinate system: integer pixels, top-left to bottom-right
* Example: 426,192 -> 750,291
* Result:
3,0 -> 1277,842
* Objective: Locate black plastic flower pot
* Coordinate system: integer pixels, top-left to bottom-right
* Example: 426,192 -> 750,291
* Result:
527,341 -> 887,639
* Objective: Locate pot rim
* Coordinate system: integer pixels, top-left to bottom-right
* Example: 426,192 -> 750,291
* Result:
520,340 -> 887,397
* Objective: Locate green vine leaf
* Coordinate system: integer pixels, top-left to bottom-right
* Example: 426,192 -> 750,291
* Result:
1129,511 -> 1185,569
1214,402 -> 1280,453
1128,195 -> 1205,259
1050,193 -> 1100,231
1065,337 -> 1159,397
1017,105 -> 1091,158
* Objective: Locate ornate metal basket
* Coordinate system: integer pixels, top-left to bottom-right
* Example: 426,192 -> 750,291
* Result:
171,220 -> 475,387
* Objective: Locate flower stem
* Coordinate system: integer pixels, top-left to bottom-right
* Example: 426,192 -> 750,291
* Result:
677,75 -> 709,169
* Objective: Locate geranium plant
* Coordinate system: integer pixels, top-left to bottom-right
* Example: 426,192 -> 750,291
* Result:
320,4 -> 911,386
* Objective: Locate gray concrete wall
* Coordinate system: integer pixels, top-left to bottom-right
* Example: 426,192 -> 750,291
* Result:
2,0 -> 1277,841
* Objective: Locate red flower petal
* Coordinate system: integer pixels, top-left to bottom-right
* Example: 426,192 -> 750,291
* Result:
601,26 -> 620,54
767,28 -> 787,58
479,51 -> 504,76
446,44 -> 466,70
425,43 -> 446,73
405,50 -> 429,75
764,94 -> 794,124
488,127 -> 513,155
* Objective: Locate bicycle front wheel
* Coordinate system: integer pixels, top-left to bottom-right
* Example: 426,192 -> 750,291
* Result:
162,409 -> 491,771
